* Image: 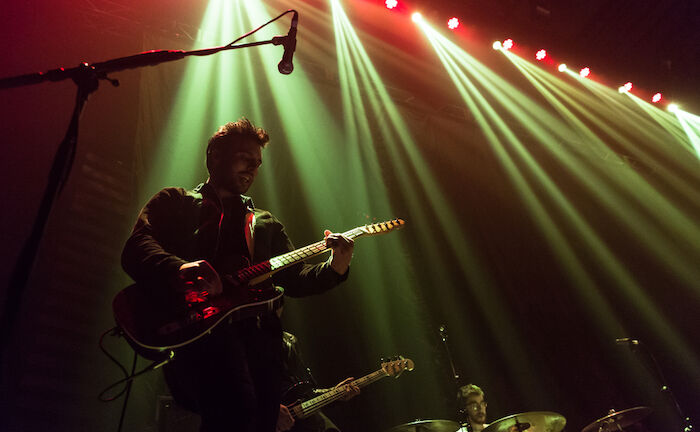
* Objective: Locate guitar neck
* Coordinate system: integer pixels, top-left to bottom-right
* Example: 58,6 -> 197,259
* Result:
238,219 -> 404,286
241,229 -> 362,285
294,368 -> 389,420
270,228 -> 360,271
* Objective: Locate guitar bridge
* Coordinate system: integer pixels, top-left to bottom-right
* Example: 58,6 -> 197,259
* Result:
185,306 -> 219,323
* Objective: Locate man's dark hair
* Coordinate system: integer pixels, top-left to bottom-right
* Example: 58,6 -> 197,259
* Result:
206,118 -> 269,173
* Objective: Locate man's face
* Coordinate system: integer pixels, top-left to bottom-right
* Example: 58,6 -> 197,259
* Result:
465,394 -> 487,425
211,138 -> 263,195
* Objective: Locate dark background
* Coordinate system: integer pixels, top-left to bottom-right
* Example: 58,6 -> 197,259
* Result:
1,1 -> 698,431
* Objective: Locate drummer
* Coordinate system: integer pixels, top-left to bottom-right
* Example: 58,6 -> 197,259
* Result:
457,384 -> 489,432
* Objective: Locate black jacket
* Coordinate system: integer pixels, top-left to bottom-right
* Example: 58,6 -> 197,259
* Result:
121,182 -> 347,296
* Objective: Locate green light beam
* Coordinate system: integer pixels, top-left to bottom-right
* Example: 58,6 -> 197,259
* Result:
675,109 -> 700,159
501,54 -> 700,283
624,93 -> 693,150
420,22 -> 700,377
334,1 -> 544,394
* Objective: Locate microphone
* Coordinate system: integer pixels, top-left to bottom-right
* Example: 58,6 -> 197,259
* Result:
276,11 -> 298,75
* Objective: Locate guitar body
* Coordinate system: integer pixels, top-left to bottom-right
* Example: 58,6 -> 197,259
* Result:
113,277 -> 283,361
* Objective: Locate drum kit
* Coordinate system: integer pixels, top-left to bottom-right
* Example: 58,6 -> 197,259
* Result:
385,406 -> 652,432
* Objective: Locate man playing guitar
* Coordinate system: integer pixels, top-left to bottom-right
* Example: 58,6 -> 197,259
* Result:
276,332 -> 360,432
121,118 -> 354,432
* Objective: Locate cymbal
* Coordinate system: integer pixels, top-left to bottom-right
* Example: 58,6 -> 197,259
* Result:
385,419 -> 461,432
581,406 -> 652,432
482,412 -> 566,432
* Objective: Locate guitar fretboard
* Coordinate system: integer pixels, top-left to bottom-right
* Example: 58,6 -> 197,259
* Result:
235,219 -> 404,285
271,227 -> 364,270
236,229 -> 362,284
295,368 -> 388,419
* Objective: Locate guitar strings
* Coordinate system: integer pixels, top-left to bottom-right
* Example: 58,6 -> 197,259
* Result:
289,369 -> 388,420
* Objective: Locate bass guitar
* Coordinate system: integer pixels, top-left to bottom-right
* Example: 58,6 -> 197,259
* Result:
285,357 -> 415,421
113,219 -> 405,360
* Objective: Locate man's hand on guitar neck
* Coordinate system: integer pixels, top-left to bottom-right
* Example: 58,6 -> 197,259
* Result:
324,230 -> 354,275
334,377 -> 360,401
177,260 -> 223,296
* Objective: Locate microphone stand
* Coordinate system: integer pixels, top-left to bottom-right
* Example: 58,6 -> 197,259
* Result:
622,339 -> 694,432
0,9 -> 296,384
440,325 -> 471,432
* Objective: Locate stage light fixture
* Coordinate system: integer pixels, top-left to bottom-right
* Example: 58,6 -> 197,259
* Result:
502,39 -> 514,50
618,82 -> 632,93
579,67 -> 590,78
492,41 -> 502,50
385,0 -> 398,9
668,103 -> 679,113
535,49 -> 547,60
447,17 -> 460,30
652,93 -> 662,103
411,12 -> 423,22
558,64 -> 567,72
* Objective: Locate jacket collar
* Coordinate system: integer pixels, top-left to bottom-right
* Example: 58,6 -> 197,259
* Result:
194,181 -> 255,211
194,181 -> 257,259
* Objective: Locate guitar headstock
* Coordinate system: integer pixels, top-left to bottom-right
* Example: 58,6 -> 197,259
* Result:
381,356 -> 415,378
357,218 -> 406,237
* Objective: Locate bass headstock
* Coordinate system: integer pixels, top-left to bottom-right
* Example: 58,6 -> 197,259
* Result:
357,218 -> 406,237
381,355 -> 415,378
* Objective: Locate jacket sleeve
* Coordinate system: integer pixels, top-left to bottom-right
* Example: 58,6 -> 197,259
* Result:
121,188 -> 189,285
269,221 -> 349,298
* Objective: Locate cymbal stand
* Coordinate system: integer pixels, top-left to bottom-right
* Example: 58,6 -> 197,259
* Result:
439,324 -> 471,432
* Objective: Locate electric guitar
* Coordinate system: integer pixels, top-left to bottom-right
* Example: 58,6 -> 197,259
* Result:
286,357 -> 415,421
113,219 -> 405,360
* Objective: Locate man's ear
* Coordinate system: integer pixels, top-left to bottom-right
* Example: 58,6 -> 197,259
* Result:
209,147 -> 220,164
207,147 -> 222,175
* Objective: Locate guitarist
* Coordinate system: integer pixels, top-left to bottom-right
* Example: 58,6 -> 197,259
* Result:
121,118 -> 354,432
276,332 -> 360,432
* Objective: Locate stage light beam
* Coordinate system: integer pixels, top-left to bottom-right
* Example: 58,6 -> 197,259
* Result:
558,63 -> 567,72
492,41 -> 502,50
411,12 -> 423,22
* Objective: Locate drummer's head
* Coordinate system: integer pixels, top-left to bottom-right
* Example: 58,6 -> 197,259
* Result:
458,384 -> 487,425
